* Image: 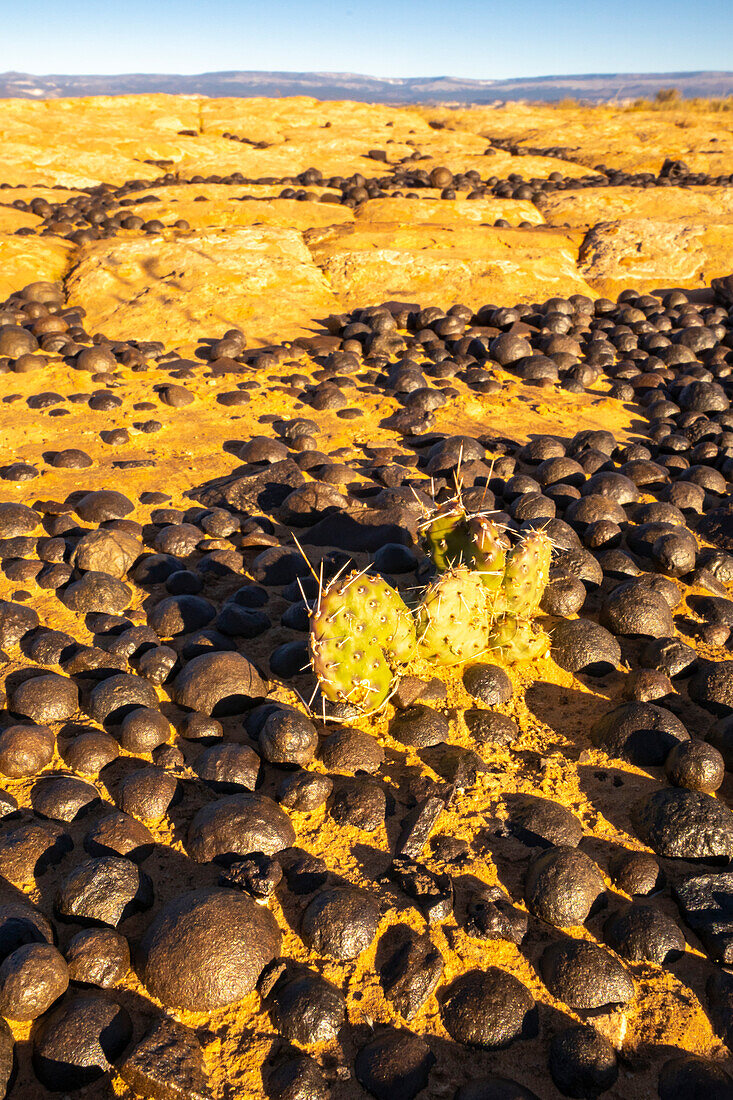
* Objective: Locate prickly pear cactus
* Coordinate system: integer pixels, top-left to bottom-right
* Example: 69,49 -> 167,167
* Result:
470,516 -> 509,595
498,531 -> 552,619
488,616 -> 551,663
309,570 -> 416,713
421,504 -> 474,571
416,566 -> 491,665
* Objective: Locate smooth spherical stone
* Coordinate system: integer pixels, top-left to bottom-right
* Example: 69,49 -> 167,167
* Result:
0,942 -> 68,1020
148,595 -> 216,637
507,795 -> 583,848
65,928 -> 130,987
389,705 -> 449,748
267,964 -> 346,1044
320,726 -> 384,773
52,448 -> 93,469
540,940 -> 635,1010
642,636 -> 698,679
84,811 -> 155,863
178,711 -> 223,742
540,575 -> 585,616
56,856 -> 153,926
690,661 -> 733,715
116,768 -> 178,823
277,770 -> 333,812
267,1053 -> 329,1100
603,902 -> 685,964
464,709 -> 519,747
0,723 -> 54,777
0,819 -> 72,886
658,1055 -> 733,1100
665,739 -> 725,792
138,887 -> 281,1010
260,710 -> 318,766
301,886 -> 381,960
549,1025 -> 618,1099
463,664 -> 513,705
118,707 -> 170,753
72,528 -> 141,578
0,599 -> 39,646
194,743 -> 260,792
601,584 -> 674,639
590,702 -> 689,766
9,671 -> 78,723
63,730 -> 119,774
0,900 -> 54,959
173,651 -> 266,715
609,850 -> 664,897
187,791 -> 295,862
355,1027 -> 435,1100
62,571 -> 132,614
0,325 -> 38,356
441,968 -> 537,1050
524,846 -> 605,927
623,668 -> 674,702
31,775 -> 100,821
32,992 -> 133,1090
88,674 -> 159,724
633,788 -> 733,859
455,1076 -> 541,1100
74,490 -> 134,523
550,618 -> 621,675
330,777 -> 386,831
0,502 -> 40,537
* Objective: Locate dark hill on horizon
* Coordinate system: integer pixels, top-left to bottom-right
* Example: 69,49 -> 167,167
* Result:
2,68 -> 733,102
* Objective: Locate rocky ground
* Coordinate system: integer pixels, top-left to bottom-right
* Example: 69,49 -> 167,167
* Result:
0,94 -> 732,1100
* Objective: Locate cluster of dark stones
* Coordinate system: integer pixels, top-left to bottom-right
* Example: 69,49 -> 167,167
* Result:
4,145 -> 732,246
1,274 -> 733,1096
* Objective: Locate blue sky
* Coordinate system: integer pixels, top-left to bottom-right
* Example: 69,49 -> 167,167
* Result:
2,0 -> 732,80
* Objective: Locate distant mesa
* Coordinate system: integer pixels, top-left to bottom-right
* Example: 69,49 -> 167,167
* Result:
1,69 -> 733,103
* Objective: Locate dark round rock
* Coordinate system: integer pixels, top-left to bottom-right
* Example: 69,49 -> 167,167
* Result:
193,743 -> 260,792
524,846 -> 605,927
267,1053 -> 329,1100
62,571 -> 132,614
389,705 -> 449,748
260,710 -> 318,766
173,651 -> 267,715
84,811 -> 155,862
463,664 -> 513,705
187,791 -> 295,862
277,771 -> 333,811
0,942 -> 68,1020
0,723 -> 54,777
301,886 -> 380,960
31,774 -> 100,821
603,902 -> 685,964
609,850 -> 664,897
148,595 -> 216,637
320,726 -> 385,773
118,707 -> 171,753
355,1027 -> 435,1100
540,575 -> 585,616
268,964 -> 346,1045
32,992 -> 133,1090
87,674 -> 159,724
540,939 -> 635,1009
549,1025 -> 618,1099
138,887 -> 281,1010
508,795 -> 583,848
590,702 -> 689,766
65,927 -> 130,987
633,788 -> 733,859
330,777 -> 386,831
440,967 -> 537,1049
550,618 -> 621,674
63,730 -> 119,774
75,490 -> 134,523
115,767 -> 178,823
0,599 -> 39,646
690,661 -> 733,715
658,1055 -> 733,1100
665,739 -> 725,792
56,856 -> 153,926
601,584 -> 674,638
9,672 -> 78,723
642,636 -> 697,678
464,709 -> 519,746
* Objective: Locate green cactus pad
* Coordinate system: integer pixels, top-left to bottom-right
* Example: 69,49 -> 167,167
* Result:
422,504 -> 474,571
488,616 -> 551,663
416,565 -> 491,665
309,569 -> 416,713
499,531 -> 552,619
470,516 -> 509,594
